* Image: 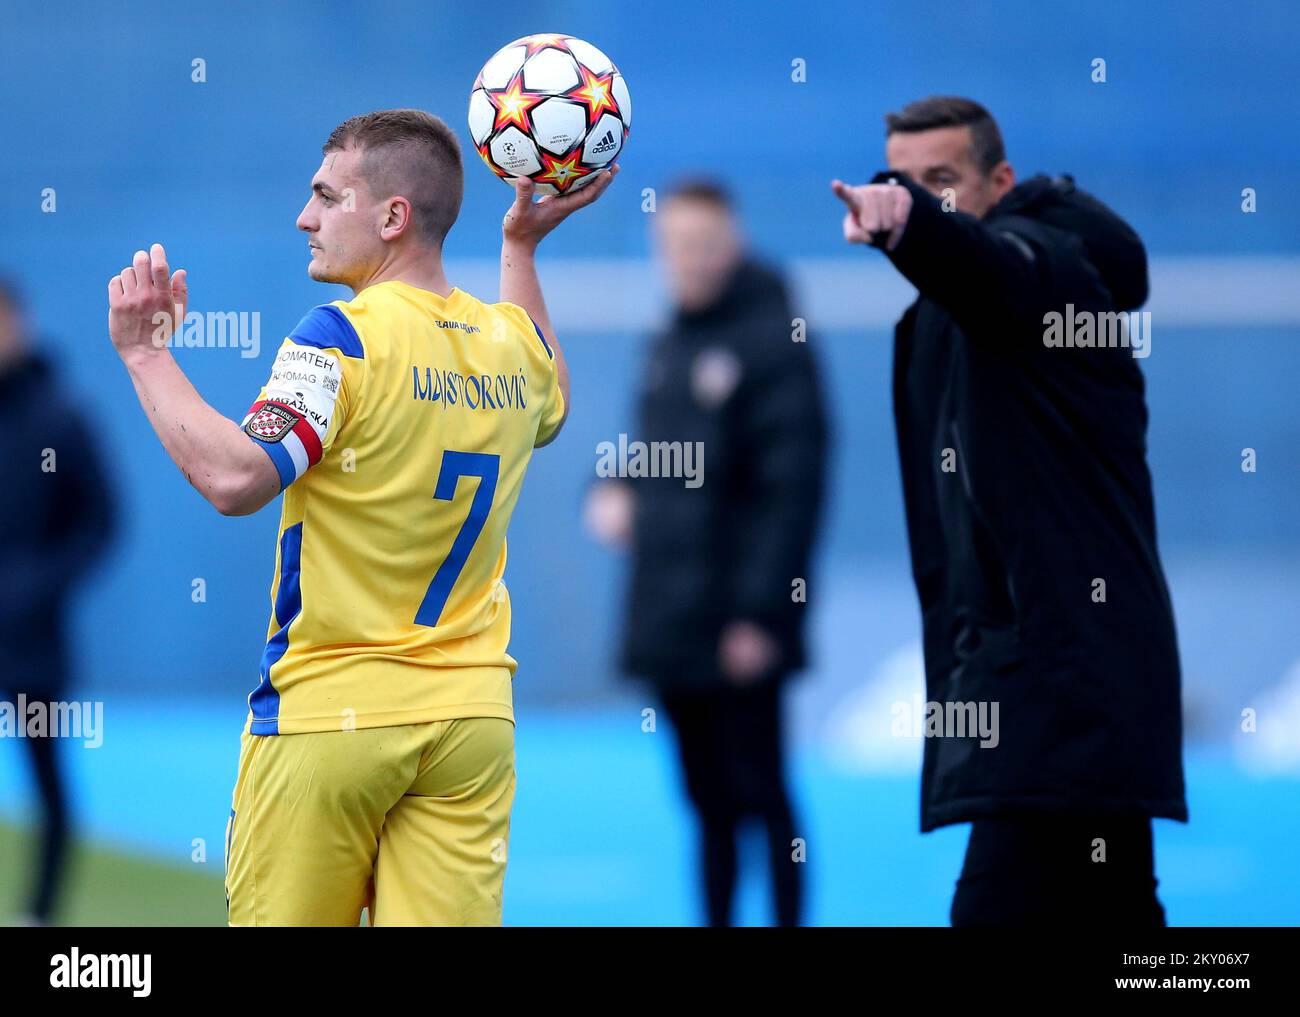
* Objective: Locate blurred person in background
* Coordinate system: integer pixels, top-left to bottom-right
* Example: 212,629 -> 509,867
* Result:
586,180 -> 829,927
0,279 -> 117,925
831,96 -> 1184,926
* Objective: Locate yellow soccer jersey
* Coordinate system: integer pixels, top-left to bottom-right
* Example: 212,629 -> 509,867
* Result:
238,280 -> 564,735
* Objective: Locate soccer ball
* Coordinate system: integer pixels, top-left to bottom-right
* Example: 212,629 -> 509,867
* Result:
468,33 -> 631,196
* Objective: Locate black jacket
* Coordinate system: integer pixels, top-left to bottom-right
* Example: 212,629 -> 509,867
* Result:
0,353 -> 116,696
619,260 -> 829,690
879,172 -> 1187,831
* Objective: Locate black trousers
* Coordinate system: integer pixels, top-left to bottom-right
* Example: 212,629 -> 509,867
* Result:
659,680 -> 802,927
13,731 -> 70,923
950,813 -> 1167,927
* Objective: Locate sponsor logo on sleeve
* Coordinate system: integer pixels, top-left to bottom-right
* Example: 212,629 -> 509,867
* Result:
263,344 -> 343,439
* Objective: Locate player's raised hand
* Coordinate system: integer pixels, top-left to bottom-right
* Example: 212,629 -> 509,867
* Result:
108,243 -> 188,361
831,179 -> 912,251
502,166 -> 619,249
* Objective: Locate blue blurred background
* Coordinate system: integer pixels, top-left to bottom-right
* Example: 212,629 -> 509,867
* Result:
1,0 -> 1297,924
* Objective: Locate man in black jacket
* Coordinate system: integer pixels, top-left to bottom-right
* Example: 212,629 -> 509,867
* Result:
586,180 -> 829,926
0,279 -> 117,924
831,97 -> 1184,927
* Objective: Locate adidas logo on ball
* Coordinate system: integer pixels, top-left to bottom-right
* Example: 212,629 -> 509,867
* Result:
591,129 -> 617,154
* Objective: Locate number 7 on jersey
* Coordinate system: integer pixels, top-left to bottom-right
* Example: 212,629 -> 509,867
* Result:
414,450 -> 500,627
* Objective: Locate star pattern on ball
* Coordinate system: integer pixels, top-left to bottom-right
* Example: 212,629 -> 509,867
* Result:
488,75 -> 546,133
535,149 -> 595,193
567,65 -> 619,126
517,33 -> 571,57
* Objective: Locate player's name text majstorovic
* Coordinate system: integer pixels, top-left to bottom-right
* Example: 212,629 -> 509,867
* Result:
413,365 -> 531,410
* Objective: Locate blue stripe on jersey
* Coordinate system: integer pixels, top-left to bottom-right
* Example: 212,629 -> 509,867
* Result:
288,304 -> 365,359
527,315 -> 554,359
250,437 -> 296,491
249,522 -> 303,735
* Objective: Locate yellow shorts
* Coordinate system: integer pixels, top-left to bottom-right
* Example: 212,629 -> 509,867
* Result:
224,717 -> 515,926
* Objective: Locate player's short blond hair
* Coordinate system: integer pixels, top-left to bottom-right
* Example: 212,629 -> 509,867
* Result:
324,109 -> 463,246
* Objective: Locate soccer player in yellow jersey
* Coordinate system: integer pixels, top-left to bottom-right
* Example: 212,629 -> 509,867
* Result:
105,109 -> 616,925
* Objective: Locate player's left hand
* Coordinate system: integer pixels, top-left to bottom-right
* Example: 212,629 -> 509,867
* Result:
719,620 -> 780,686
831,179 -> 912,250
502,166 -> 619,249
108,243 -> 188,361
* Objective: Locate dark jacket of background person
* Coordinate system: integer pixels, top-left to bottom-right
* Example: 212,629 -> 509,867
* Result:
619,259 -> 829,690
878,171 -> 1186,831
0,352 -> 116,697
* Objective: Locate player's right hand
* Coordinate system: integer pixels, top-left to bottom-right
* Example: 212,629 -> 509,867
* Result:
502,166 -> 619,250
108,242 -> 188,362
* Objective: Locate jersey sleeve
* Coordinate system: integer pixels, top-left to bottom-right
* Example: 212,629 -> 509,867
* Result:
507,307 -> 565,446
241,303 -> 365,490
